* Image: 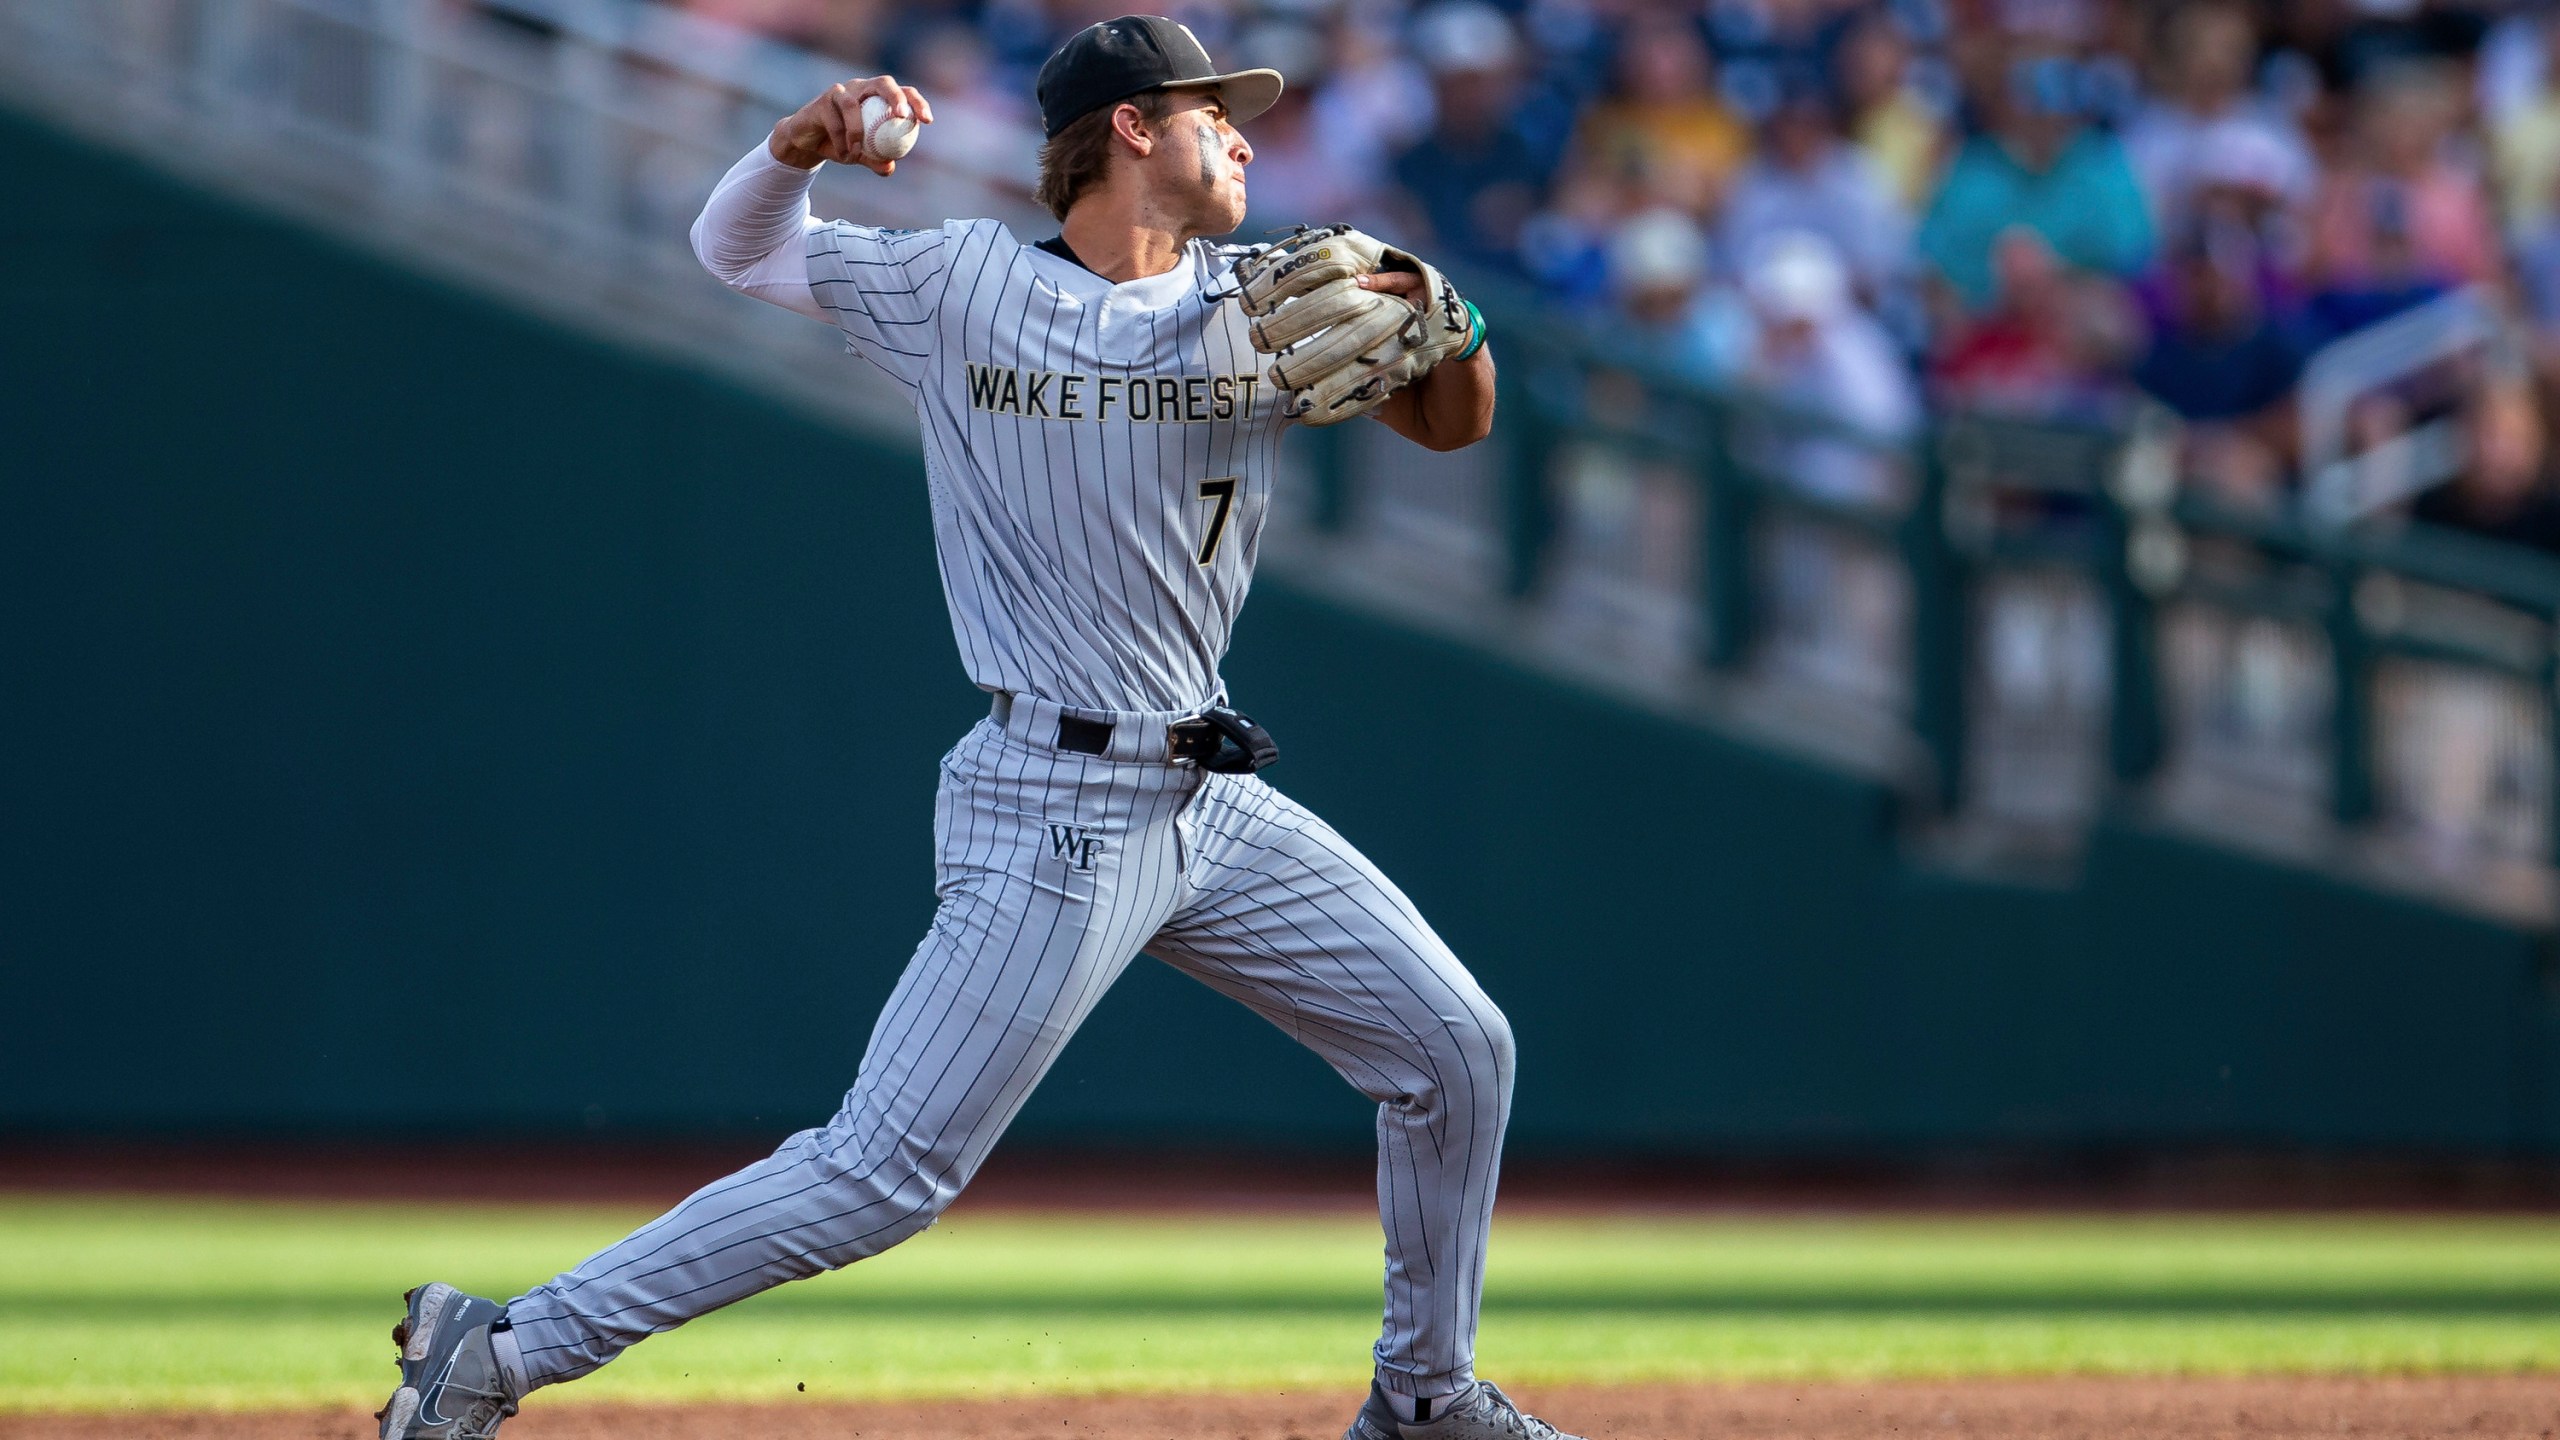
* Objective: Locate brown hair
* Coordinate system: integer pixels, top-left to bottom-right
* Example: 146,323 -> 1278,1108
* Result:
1034,90 -> 1173,220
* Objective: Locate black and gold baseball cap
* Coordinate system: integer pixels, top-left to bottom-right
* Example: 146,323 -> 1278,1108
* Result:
1035,15 -> 1284,138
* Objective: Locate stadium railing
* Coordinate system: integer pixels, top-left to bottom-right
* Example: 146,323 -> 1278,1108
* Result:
1288,290 -> 2560,926
9,0 -> 2559,927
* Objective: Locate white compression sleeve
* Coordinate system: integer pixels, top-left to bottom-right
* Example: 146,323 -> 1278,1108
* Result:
690,143 -> 829,322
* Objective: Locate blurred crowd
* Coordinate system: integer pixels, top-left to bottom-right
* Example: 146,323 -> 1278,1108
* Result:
679,0 -> 2560,556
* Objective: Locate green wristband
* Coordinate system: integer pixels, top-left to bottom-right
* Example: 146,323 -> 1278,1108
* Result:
1454,299 -> 1486,362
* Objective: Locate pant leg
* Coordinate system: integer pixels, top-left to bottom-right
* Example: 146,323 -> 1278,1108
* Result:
1145,774 -> 1515,1399
503,723 -> 1196,1389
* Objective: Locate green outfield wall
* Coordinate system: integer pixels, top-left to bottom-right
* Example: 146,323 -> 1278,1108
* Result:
5,108 -> 2555,1155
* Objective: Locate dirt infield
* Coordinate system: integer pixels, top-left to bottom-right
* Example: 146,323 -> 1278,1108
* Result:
9,1376 -> 2559,1440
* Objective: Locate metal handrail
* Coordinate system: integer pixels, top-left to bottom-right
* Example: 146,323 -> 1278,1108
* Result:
2298,286 -> 2506,528
1418,283 -> 2560,902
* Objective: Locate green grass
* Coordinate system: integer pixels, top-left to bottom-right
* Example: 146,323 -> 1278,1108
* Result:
5,1197 -> 2560,1411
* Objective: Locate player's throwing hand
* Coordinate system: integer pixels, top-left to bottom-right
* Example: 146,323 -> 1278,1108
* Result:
769,77 -> 933,175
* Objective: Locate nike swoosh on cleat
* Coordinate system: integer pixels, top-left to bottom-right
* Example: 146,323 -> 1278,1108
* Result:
415,1349 -> 466,1426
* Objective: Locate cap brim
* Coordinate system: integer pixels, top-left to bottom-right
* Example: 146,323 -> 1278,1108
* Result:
1163,68 -> 1284,125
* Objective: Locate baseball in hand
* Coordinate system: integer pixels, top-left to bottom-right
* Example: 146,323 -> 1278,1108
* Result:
861,95 -> 919,161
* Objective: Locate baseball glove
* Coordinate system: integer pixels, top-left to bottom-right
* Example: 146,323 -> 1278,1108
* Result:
1227,225 -> 1477,427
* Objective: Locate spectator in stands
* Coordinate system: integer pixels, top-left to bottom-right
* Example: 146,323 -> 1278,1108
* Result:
1570,11 -> 1753,223
685,0 -> 882,64
1738,231 -> 1915,430
1834,7 -> 1952,214
1601,207 -> 1745,383
1323,11 -> 1438,161
2301,61 -> 2500,344
1914,49 -> 2154,314
2133,220 -> 2304,507
2291,0 -> 2495,95
2413,373 -> 2560,552
1517,167 -> 1632,313
1732,230 -> 1920,501
2084,0 -> 2156,118
1706,0 -> 1866,122
1721,76 -> 1908,302
2006,0 -> 2095,39
1499,5 -> 1597,179
2121,1 -> 2316,240
900,18 -> 1027,125
2492,14 -> 2560,242
1930,226 -> 2142,419
2184,115 -> 2318,272
2480,0 -> 2556,129
1386,1 -> 1552,274
962,0 -> 1066,96
893,20 -> 1038,189
873,0 -> 984,76
1233,22 -> 1391,235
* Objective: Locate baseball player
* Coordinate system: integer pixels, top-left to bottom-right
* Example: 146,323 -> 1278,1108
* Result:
377,17 -> 1575,1440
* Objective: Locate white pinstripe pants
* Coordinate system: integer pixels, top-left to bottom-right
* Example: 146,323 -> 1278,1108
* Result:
504,714 -> 1516,1397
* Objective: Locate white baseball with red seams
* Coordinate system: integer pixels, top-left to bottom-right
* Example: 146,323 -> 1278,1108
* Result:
859,94 -> 917,161
489,140 -> 1516,1417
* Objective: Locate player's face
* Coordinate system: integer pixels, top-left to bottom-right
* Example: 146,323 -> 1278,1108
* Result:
1159,92 -> 1253,235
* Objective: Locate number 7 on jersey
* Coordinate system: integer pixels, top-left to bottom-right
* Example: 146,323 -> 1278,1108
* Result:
1196,476 -> 1238,566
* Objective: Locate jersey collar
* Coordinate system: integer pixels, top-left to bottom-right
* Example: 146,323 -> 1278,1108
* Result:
1016,226 -> 1212,309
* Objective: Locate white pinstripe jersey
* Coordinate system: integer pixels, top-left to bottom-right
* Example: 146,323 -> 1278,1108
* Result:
808,219 -> 1289,714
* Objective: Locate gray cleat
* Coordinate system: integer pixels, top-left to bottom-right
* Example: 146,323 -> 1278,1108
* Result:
1343,1380 -> 1587,1440
377,1282 -> 519,1440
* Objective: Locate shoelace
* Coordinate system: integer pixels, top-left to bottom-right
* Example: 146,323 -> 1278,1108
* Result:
439,1374 -> 517,1440
1464,1384 -> 1562,1440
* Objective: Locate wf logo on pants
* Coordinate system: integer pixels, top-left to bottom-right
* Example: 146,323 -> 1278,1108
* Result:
1047,824 -> 1105,871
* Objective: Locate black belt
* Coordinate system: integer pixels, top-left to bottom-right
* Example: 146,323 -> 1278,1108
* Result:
1056,706 -> 1279,774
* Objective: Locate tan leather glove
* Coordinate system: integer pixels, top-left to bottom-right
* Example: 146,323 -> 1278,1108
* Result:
1228,225 -> 1476,427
